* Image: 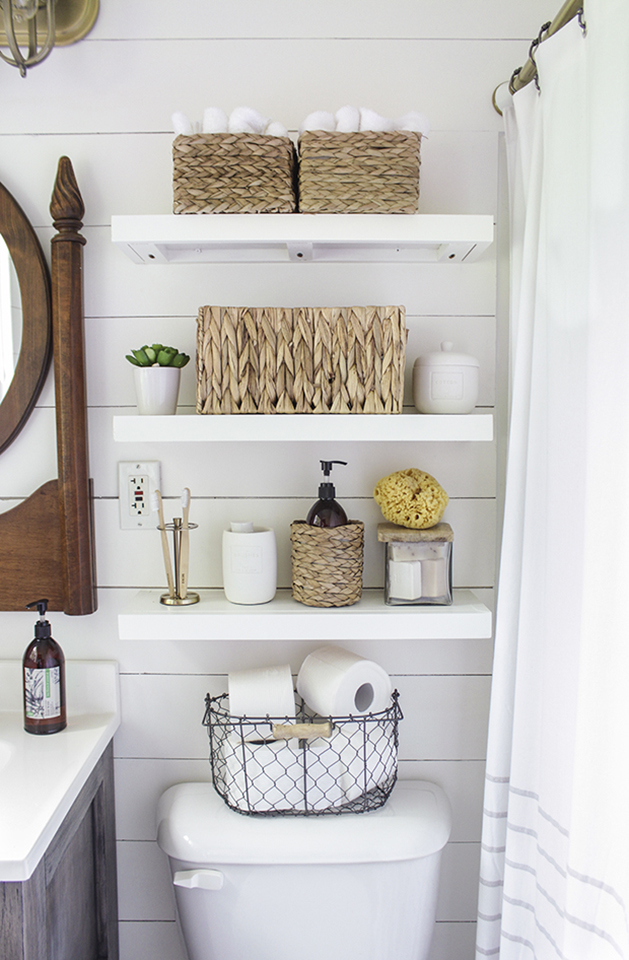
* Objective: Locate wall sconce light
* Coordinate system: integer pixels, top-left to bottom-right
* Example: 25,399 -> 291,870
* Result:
0,0 -> 98,77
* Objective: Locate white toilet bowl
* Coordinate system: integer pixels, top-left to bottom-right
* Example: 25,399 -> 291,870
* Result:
157,778 -> 451,960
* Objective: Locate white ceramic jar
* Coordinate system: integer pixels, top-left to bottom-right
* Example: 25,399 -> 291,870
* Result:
412,341 -> 479,414
222,522 -> 277,604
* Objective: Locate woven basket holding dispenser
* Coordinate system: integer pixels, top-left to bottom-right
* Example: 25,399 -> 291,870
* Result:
173,133 -> 297,214
290,521 -> 364,607
298,130 -> 421,214
196,306 -> 406,414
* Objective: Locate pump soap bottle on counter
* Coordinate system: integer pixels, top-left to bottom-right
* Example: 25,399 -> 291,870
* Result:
23,599 -> 66,735
306,460 -> 348,528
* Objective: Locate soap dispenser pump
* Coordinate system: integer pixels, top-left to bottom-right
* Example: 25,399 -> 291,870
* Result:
306,460 -> 348,528
23,599 -> 66,735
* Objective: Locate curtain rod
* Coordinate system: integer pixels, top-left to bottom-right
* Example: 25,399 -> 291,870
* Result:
492,0 -> 584,113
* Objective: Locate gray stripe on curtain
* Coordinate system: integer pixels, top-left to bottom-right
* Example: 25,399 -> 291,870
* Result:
502,893 -> 625,958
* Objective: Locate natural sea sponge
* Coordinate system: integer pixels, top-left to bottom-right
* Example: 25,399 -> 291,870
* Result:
373,468 -> 449,529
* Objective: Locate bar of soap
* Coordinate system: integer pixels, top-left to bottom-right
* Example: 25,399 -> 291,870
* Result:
420,558 -> 447,598
388,559 -> 422,600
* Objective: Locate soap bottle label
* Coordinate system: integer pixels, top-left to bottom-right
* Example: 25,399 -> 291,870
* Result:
24,666 -> 61,719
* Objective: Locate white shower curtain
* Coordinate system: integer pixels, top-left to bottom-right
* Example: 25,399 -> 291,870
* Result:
477,2 -> 629,958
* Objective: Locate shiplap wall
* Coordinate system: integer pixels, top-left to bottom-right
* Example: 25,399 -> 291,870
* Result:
0,3 -> 552,958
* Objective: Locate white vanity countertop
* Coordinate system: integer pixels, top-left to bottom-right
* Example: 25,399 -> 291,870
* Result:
0,660 -> 120,882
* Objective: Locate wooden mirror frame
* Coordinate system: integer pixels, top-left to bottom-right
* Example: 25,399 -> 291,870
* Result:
0,158 -> 96,615
0,182 -> 52,454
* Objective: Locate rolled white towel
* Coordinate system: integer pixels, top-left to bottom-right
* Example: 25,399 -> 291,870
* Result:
229,106 -> 269,134
299,110 -> 336,135
335,105 -> 360,133
359,107 -> 395,132
228,118 -> 256,134
396,111 -> 430,137
265,120 -> 289,138
172,111 -> 193,136
202,107 -> 228,133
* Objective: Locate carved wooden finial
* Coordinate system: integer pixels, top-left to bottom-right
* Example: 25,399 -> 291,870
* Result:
50,156 -> 85,233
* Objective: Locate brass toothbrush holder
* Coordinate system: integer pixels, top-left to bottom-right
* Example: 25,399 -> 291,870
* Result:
158,517 -> 200,606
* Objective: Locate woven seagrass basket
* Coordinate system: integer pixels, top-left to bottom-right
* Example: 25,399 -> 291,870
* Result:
173,133 -> 297,214
290,521 -> 364,607
196,305 -> 406,415
298,130 -> 421,214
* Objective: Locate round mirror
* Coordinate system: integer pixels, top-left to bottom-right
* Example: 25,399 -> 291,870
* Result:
0,234 -> 23,403
0,181 -> 52,454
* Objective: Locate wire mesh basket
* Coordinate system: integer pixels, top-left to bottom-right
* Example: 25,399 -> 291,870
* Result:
203,690 -> 402,817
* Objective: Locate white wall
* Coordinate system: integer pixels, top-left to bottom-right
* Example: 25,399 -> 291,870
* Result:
0,3 -> 552,957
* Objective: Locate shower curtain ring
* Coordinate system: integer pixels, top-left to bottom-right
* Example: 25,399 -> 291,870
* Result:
528,37 -> 542,92
509,66 -> 522,95
577,7 -> 587,34
529,20 -> 552,93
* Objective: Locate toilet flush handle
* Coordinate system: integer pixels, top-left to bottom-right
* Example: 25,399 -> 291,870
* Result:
173,869 -> 224,891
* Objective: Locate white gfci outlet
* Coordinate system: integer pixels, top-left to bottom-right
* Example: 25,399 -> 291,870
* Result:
118,461 -> 162,529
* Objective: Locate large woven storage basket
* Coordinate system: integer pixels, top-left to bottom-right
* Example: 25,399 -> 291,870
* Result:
298,130 -> 421,214
196,305 -> 406,415
290,521 -> 364,607
173,133 -> 297,214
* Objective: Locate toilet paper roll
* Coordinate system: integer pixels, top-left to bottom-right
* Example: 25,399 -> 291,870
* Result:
223,733 -> 305,812
228,664 -> 295,719
222,733 -> 343,812
303,738 -> 344,811
297,646 -> 392,717
335,722 -> 397,802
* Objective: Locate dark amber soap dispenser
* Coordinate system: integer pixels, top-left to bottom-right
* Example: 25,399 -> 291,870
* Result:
23,598 -> 67,735
306,460 -> 348,528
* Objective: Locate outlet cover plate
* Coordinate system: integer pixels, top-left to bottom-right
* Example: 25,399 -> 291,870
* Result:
118,461 -> 162,529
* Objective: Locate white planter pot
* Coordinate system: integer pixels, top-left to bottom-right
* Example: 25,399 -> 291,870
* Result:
133,366 -> 181,415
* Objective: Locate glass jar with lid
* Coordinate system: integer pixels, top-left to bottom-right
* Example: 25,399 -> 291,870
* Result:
378,522 -> 453,605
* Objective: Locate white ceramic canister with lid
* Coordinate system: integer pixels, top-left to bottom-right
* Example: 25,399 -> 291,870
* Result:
413,341 -> 480,414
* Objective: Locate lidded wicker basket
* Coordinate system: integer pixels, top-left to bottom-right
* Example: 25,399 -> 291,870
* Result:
290,521 -> 364,607
173,133 -> 297,214
298,130 -> 421,214
196,305 -> 407,415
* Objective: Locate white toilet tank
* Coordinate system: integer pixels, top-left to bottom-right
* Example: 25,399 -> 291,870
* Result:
157,779 -> 451,960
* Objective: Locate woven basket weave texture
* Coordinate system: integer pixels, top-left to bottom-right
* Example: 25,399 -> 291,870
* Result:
290,521 -> 364,607
196,305 -> 406,415
298,130 -> 421,214
173,133 -> 297,214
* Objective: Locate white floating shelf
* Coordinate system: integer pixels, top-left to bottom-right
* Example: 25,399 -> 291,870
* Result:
118,589 -> 491,641
111,214 -> 494,265
113,412 -> 493,443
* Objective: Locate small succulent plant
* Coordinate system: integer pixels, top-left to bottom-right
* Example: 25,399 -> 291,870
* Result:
126,344 -> 190,368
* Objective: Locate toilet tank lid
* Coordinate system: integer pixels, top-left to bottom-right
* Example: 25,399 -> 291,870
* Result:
156,780 -> 452,866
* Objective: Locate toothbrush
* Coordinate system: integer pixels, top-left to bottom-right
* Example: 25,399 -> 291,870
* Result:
180,487 -> 191,600
152,490 -> 175,598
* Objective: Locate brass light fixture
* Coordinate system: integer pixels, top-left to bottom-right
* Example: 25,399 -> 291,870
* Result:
0,0 -> 98,77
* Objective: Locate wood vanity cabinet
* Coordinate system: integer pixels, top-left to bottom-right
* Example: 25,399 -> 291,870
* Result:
0,742 -> 118,960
